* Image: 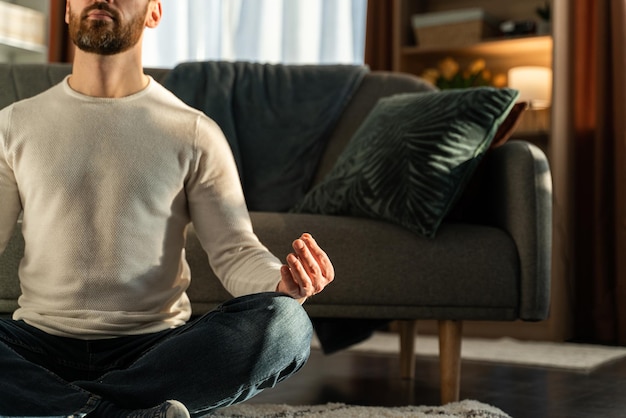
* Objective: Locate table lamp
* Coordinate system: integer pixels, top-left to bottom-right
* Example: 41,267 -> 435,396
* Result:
508,66 -> 553,109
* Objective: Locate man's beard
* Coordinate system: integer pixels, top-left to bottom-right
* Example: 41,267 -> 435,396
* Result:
68,3 -> 147,55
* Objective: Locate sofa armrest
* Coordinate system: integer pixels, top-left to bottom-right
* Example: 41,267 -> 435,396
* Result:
481,140 -> 553,320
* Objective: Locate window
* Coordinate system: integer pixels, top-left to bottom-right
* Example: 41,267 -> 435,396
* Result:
143,0 -> 368,68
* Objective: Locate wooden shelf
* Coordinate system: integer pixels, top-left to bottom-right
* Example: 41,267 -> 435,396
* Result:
0,35 -> 47,55
398,34 -> 552,75
401,34 -> 552,58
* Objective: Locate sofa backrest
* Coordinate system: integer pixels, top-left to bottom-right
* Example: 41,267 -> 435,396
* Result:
0,63 -> 435,194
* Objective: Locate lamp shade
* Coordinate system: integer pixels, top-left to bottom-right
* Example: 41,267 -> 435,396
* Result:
508,66 -> 552,108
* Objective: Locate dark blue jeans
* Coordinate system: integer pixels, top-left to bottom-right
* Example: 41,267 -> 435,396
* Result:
0,293 -> 313,418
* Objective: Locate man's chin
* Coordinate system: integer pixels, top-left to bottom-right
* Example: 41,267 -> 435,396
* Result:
69,10 -> 145,56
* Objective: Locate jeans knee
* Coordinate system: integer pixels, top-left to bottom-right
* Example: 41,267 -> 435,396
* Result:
256,295 -> 313,360
214,292 -> 312,362
274,295 -> 313,337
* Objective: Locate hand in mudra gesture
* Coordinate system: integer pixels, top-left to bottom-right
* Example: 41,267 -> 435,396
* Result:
277,233 -> 334,303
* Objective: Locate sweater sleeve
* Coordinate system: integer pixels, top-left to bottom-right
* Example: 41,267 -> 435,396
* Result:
185,114 -> 283,297
0,107 -> 22,254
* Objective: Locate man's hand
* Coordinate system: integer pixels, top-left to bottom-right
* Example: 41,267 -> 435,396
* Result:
277,233 -> 334,303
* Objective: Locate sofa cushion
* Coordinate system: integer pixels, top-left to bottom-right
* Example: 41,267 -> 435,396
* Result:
183,212 -> 520,319
311,72 -> 438,186
248,212 -> 520,319
292,87 -> 520,238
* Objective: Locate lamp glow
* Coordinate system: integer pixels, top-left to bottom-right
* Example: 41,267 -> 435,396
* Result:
507,66 -> 552,109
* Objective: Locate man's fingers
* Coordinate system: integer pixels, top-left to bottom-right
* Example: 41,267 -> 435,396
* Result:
278,265 -> 308,303
281,233 -> 334,300
292,238 -> 322,279
299,234 -> 335,283
287,253 -> 314,297
279,265 -> 298,293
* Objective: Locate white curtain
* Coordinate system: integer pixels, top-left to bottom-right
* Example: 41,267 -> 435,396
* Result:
143,0 -> 368,68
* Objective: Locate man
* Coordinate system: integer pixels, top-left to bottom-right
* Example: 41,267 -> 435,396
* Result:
0,0 -> 334,417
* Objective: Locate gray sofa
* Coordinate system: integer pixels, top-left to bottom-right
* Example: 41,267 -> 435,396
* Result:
0,63 -> 552,404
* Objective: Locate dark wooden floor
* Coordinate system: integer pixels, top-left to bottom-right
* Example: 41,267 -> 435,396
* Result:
248,343 -> 626,418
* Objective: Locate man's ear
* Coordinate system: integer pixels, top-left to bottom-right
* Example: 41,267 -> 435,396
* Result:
146,0 -> 163,29
65,0 -> 71,24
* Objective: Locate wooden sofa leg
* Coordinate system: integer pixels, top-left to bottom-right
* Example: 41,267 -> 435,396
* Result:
398,319 -> 419,379
439,320 -> 463,405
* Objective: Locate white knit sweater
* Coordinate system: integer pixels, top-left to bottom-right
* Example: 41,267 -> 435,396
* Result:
0,77 -> 283,339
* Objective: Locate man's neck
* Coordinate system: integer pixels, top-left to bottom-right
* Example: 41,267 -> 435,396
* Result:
68,48 -> 149,98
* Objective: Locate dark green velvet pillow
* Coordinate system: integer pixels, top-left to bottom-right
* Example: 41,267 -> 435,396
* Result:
292,87 -> 520,238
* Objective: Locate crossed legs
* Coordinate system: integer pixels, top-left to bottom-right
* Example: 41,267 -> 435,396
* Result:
0,293 -> 312,417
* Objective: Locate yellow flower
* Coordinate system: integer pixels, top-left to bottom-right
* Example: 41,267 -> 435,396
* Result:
468,58 -> 486,74
425,56 -> 501,89
492,73 -> 508,88
438,57 -> 459,80
421,68 -> 440,85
